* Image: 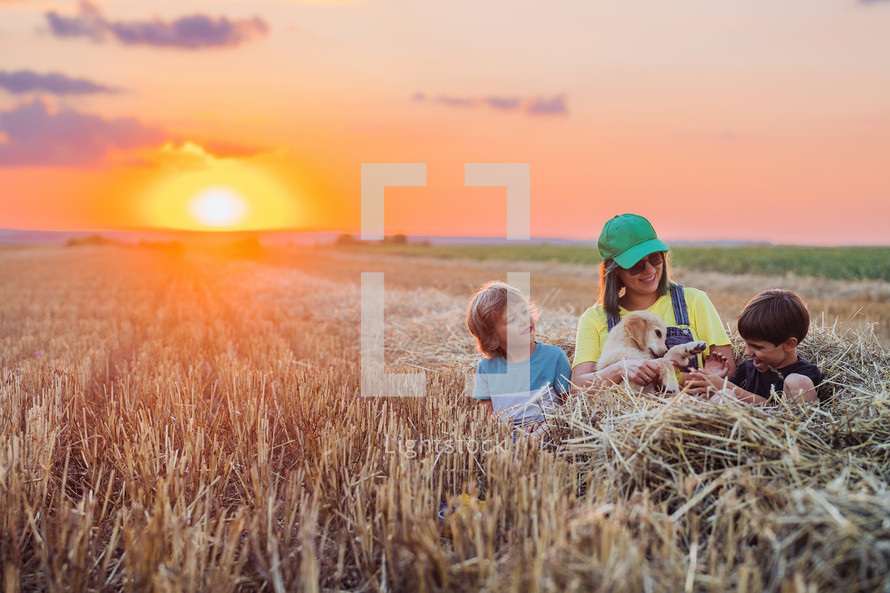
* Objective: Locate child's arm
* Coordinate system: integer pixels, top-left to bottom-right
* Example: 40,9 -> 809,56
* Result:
555,352 -> 573,402
782,373 -> 818,404
472,367 -> 494,414
675,350 -> 732,389
707,345 -> 736,379
688,370 -> 817,404
703,351 -> 731,377
685,370 -> 768,405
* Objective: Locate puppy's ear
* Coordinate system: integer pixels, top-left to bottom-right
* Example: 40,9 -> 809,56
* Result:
625,316 -> 646,350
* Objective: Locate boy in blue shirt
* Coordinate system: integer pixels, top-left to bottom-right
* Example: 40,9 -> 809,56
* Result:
687,289 -> 821,404
466,281 -> 572,432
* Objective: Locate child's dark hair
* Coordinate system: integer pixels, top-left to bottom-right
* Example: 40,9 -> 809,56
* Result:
467,281 -> 538,358
737,289 -> 810,346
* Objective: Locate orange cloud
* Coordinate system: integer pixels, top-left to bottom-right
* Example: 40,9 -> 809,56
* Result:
155,141 -> 229,169
149,141 -> 286,171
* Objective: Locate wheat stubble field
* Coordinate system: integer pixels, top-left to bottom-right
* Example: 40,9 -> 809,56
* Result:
1,244 -> 889,592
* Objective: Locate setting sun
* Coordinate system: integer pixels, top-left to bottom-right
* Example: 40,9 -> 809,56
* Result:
141,162 -> 299,231
189,187 -> 249,227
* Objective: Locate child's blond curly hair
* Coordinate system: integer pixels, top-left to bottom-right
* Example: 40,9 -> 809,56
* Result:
466,281 -> 539,358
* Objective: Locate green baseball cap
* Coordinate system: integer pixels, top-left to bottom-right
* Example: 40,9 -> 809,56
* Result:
597,213 -> 669,269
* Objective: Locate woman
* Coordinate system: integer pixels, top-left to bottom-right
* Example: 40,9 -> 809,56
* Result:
572,213 -> 735,389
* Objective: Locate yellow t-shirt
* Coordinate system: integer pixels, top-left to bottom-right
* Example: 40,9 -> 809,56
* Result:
572,286 -> 730,367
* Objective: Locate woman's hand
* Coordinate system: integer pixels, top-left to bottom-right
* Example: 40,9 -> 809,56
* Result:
616,359 -> 663,386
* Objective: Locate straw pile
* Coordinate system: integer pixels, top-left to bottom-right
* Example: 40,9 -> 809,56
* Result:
545,319 -> 890,592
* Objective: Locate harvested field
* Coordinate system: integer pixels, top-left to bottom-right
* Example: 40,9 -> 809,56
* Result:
1,245 -> 888,592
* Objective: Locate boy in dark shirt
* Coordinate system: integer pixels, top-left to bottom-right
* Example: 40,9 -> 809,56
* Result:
687,289 -> 821,404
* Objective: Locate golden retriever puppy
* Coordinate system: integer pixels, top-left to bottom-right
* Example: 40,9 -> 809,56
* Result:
599,311 -> 707,393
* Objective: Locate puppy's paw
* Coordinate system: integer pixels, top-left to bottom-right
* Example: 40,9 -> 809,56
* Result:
665,341 -> 706,362
663,341 -> 708,371
685,341 -> 707,356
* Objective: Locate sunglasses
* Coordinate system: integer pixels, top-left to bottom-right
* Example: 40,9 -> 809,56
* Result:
623,252 -> 665,275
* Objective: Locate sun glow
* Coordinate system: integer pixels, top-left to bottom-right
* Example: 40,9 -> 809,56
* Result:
142,163 -> 298,231
189,187 -> 249,227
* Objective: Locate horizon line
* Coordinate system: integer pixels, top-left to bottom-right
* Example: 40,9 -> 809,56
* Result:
3,227 -> 890,248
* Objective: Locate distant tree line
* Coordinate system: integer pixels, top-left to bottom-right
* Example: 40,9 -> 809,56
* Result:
334,233 -> 429,246
65,234 -> 185,254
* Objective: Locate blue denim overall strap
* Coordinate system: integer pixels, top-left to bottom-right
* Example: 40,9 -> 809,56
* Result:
606,311 -> 620,332
665,284 -> 699,369
669,283 -> 690,326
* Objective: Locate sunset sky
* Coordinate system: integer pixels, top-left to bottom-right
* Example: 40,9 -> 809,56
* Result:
1,0 -> 889,244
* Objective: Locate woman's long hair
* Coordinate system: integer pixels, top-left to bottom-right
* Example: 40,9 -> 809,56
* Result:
599,252 -> 674,318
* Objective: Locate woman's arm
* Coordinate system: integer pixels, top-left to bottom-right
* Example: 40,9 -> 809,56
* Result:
572,359 -> 663,390
571,361 -> 600,389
